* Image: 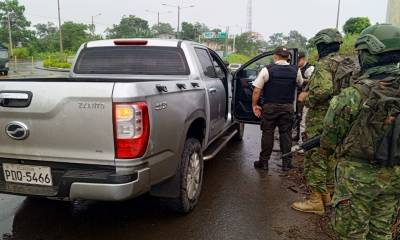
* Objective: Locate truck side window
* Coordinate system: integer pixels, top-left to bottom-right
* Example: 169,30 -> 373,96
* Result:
195,48 -> 217,78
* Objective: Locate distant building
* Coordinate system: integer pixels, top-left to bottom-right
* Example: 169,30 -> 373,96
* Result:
387,0 -> 400,27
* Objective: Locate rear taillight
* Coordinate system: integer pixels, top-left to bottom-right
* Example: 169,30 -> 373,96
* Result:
113,102 -> 150,159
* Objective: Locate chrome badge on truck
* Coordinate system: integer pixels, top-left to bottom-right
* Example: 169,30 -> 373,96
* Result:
5,121 -> 30,140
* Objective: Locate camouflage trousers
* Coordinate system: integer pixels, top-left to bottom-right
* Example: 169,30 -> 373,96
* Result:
304,147 -> 336,193
333,160 -> 400,240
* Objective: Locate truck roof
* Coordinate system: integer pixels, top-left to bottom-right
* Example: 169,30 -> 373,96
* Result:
86,38 -> 201,48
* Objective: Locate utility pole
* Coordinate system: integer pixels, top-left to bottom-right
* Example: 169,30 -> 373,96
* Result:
336,0 -> 341,29
224,26 -> 230,57
57,0 -> 64,54
91,13 -> 101,37
146,10 -> 171,29
177,6 -> 180,38
7,13 -> 13,57
162,3 -> 194,39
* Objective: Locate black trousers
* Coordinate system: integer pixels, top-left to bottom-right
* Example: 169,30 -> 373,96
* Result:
260,103 -> 294,162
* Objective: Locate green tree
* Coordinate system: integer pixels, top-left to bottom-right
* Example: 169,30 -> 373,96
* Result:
235,32 -> 266,56
0,0 -> 33,47
61,21 -> 91,51
106,15 -> 153,38
343,17 -> 371,35
268,32 -> 285,48
30,22 -> 59,53
181,22 -> 196,40
151,22 -> 174,35
194,22 -> 209,35
285,30 -> 307,49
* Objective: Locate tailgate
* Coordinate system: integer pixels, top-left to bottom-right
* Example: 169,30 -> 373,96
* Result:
0,81 -> 116,166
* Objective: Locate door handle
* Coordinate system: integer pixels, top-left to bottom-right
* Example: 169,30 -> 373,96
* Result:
0,91 -> 33,108
209,88 -> 217,94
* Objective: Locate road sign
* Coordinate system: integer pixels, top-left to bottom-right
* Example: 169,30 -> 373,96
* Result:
202,32 -> 228,39
217,32 -> 227,39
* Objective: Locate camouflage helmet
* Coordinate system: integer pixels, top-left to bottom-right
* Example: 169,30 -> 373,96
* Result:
355,24 -> 400,54
313,28 -> 343,45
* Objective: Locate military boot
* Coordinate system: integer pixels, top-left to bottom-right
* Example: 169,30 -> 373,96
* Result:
321,192 -> 332,207
281,159 -> 293,172
291,192 -> 325,215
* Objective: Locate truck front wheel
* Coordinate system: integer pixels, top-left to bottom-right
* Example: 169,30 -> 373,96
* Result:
161,138 -> 204,214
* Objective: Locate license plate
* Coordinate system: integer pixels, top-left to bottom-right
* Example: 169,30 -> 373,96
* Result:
2,163 -> 53,186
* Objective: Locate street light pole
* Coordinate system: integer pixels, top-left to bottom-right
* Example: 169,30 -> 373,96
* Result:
7,13 -> 13,57
336,0 -> 341,29
57,0 -> 64,53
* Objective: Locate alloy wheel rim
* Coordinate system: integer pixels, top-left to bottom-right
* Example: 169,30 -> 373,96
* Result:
187,152 -> 201,201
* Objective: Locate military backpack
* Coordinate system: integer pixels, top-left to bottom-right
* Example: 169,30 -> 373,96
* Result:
331,56 -> 358,95
339,77 -> 400,166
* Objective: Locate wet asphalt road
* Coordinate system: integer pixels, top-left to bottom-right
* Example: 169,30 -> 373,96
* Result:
1,61 -> 69,79
0,125 -> 330,240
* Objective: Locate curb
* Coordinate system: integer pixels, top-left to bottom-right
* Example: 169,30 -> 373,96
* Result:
35,66 -> 70,73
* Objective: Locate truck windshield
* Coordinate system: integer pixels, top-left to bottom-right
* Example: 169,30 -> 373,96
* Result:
0,50 -> 8,59
74,46 -> 190,75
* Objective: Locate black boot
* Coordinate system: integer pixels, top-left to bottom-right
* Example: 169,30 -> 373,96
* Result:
254,161 -> 269,171
282,159 -> 293,172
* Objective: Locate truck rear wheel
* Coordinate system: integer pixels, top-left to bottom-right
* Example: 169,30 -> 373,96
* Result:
161,138 -> 204,214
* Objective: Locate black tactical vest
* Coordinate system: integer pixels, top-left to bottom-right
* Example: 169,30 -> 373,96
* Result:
263,64 -> 298,104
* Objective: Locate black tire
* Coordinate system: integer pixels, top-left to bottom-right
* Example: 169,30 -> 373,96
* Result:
233,122 -> 245,142
161,138 -> 204,214
4,71 -> 8,76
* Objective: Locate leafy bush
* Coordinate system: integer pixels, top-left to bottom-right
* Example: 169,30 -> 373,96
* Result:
12,47 -> 31,59
43,57 -> 71,69
226,53 -> 251,64
34,51 -> 75,61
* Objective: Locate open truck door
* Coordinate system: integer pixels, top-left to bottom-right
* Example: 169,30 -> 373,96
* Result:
232,49 -> 299,124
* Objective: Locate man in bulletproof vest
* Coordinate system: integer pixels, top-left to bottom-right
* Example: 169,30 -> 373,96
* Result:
293,51 -> 315,143
292,28 -> 344,215
252,47 -> 303,171
321,24 -> 400,240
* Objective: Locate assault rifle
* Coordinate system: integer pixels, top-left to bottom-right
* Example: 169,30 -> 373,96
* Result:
282,135 -> 321,158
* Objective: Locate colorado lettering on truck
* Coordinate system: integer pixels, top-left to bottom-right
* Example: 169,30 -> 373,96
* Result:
0,38 -> 246,213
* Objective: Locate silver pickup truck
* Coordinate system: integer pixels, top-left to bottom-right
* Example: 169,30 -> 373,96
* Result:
0,38 -> 298,213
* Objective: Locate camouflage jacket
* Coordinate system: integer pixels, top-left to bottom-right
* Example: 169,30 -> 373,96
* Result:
304,52 -> 343,137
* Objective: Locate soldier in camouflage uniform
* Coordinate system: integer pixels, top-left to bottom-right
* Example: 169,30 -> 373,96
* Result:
292,29 -> 344,215
321,24 -> 400,239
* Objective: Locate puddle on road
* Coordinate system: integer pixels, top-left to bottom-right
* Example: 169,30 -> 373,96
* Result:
0,195 -> 25,240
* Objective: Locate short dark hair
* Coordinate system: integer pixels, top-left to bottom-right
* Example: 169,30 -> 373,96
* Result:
298,51 -> 307,59
274,46 -> 290,58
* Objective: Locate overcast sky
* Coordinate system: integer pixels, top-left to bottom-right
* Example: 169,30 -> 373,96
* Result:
19,0 -> 388,39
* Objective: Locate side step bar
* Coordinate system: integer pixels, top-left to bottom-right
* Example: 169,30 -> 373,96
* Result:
203,128 -> 238,161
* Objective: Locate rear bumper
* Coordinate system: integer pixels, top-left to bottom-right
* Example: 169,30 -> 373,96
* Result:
69,168 -> 150,201
0,159 -> 151,201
